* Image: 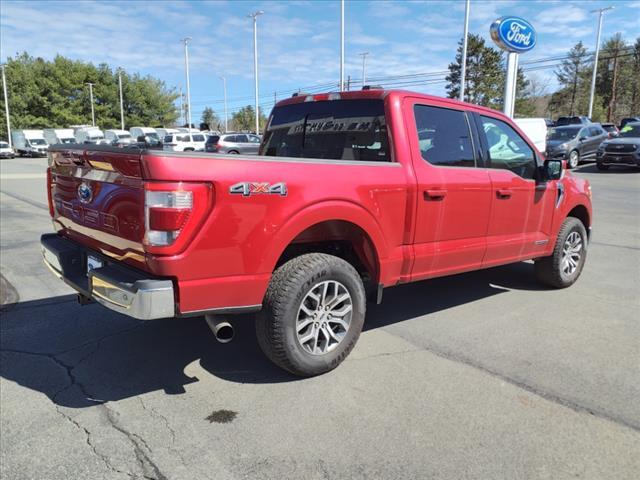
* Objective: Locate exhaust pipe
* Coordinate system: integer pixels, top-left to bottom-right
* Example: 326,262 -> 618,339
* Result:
205,315 -> 234,344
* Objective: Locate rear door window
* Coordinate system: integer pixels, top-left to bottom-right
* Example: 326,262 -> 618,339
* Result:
192,134 -> 205,142
164,135 -> 173,143
262,99 -> 390,161
480,116 -> 536,179
235,135 -> 249,143
413,105 -> 475,167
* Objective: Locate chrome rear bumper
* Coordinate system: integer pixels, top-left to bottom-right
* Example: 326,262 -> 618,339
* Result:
41,233 -> 175,320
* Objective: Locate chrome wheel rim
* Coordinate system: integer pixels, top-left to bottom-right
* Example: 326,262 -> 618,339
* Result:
561,231 -> 583,276
569,151 -> 579,168
296,280 -> 353,355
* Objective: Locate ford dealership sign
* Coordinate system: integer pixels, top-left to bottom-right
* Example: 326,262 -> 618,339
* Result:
490,16 -> 536,53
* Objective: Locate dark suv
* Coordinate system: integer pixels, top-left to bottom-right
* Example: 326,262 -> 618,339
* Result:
596,122 -> 640,170
555,116 -> 592,126
546,124 -> 608,168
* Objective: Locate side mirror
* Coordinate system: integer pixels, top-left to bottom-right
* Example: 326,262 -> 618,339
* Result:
543,159 -> 562,181
579,136 -> 587,142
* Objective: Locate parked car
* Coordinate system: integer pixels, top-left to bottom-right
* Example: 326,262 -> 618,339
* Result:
0,141 -> 15,159
104,129 -> 133,146
129,127 -> 160,145
596,121 -> 640,171
162,132 -> 207,152
619,117 -> 640,130
75,127 -> 107,145
11,130 -> 48,157
206,133 -> 261,154
514,118 -> 547,153
555,116 -> 592,126
156,128 -> 180,140
43,129 -> 76,145
41,89 -> 593,377
600,123 -> 619,138
546,124 -> 608,168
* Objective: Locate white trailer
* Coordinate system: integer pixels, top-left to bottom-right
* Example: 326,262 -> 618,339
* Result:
11,130 -> 49,157
43,129 -> 76,145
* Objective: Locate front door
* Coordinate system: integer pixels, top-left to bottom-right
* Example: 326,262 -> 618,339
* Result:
476,114 -> 556,265
407,100 -> 492,281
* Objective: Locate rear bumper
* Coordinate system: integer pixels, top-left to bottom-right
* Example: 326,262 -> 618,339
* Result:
41,233 -> 175,320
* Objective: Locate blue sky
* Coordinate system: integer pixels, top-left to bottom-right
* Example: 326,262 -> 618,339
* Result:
1,0 -> 639,122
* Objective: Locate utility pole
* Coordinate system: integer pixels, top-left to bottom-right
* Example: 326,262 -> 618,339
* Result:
248,11 -> 264,135
219,76 -> 228,132
359,52 -> 369,87
607,47 -> 620,122
588,6 -> 614,119
340,0 -> 345,91
181,37 -> 193,129
118,69 -> 125,130
1,64 -> 11,148
347,75 -> 351,91
86,82 -> 95,126
459,0 -> 470,102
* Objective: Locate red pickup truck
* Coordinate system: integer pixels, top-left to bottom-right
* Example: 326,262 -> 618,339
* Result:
41,89 -> 592,376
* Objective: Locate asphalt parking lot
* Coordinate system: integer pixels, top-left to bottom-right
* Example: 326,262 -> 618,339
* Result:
1,157 -> 639,480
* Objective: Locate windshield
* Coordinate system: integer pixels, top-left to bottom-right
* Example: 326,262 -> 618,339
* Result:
0,142 -> 8,148
147,132 -> 159,140
118,134 -> 132,139
89,135 -> 104,140
261,99 -> 390,161
619,124 -> 640,138
548,127 -> 580,141
29,138 -> 47,146
61,138 -> 75,144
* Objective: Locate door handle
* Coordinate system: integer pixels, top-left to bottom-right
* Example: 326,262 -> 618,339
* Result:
496,189 -> 512,199
424,189 -> 447,200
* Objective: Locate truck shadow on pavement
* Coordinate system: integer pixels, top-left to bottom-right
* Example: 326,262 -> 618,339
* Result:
0,262 -> 544,408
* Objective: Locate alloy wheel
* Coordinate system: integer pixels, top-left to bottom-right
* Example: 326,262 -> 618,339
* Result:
561,231 -> 582,276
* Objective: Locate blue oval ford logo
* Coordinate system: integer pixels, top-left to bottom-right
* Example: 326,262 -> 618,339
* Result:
490,16 -> 536,54
77,182 -> 93,204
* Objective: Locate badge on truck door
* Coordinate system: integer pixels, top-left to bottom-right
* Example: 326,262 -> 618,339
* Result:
229,182 -> 287,197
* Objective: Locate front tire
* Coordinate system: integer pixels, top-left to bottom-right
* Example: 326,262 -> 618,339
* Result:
256,253 -> 366,376
535,217 -> 587,288
568,150 -> 580,169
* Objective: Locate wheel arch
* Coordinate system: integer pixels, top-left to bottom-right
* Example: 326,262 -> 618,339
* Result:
566,203 -> 591,239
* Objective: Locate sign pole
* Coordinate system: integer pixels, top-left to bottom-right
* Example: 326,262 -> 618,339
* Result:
503,52 -> 518,117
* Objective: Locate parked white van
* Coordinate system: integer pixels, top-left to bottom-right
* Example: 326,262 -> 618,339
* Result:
162,132 -> 208,152
43,129 -> 76,145
513,118 -> 548,153
156,128 -> 180,140
104,129 -> 133,145
129,127 -> 160,142
11,130 -> 49,157
75,127 -> 106,145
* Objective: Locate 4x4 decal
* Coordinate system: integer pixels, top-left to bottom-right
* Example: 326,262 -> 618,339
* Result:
229,182 -> 288,197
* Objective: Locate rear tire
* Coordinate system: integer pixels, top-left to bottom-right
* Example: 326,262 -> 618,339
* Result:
256,253 -> 366,377
567,150 -> 580,169
535,217 -> 587,288
228,150 -> 239,154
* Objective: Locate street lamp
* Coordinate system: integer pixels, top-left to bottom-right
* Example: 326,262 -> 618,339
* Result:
86,82 -> 95,126
248,10 -> 264,135
459,0 -> 471,102
340,0 -> 345,91
359,52 -> 369,87
219,76 -> 228,133
1,64 -> 11,148
181,37 -> 193,129
117,68 -> 125,130
588,6 -> 614,119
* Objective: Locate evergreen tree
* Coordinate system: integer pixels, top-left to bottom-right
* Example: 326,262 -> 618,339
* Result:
201,107 -> 219,130
553,41 -> 589,116
230,105 -> 268,132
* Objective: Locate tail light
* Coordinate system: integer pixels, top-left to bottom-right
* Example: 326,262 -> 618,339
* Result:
143,182 -> 213,254
46,167 -> 55,217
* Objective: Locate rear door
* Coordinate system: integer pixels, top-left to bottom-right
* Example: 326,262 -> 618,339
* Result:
406,99 -> 492,280
475,114 -> 556,265
247,134 -> 261,154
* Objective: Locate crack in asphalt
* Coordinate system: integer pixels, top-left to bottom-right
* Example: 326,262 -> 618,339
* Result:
376,331 -> 640,434
1,323 -> 169,480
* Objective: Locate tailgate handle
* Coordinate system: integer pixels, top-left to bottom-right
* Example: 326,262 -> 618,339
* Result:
424,189 -> 447,200
496,189 -> 512,199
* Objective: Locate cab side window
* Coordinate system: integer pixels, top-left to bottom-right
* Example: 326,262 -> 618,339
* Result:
414,105 -> 475,167
480,116 -> 536,179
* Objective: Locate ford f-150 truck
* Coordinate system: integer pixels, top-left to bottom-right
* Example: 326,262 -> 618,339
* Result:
41,89 -> 592,376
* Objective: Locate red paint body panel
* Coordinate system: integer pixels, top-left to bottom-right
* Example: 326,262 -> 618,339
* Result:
46,90 -> 592,315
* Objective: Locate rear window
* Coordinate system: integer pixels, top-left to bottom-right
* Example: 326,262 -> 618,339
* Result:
261,99 -> 390,161
206,135 -> 220,143
192,134 -> 205,142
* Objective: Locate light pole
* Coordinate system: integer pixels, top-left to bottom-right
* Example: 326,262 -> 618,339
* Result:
359,52 -> 369,87
340,0 -> 345,91
459,0 -> 470,102
219,76 -> 228,132
181,37 -> 193,129
86,82 -> 95,126
248,11 -> 264,135
1,64 -> 11,148
117,69 -> 125,130
588,6 -> 614,119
